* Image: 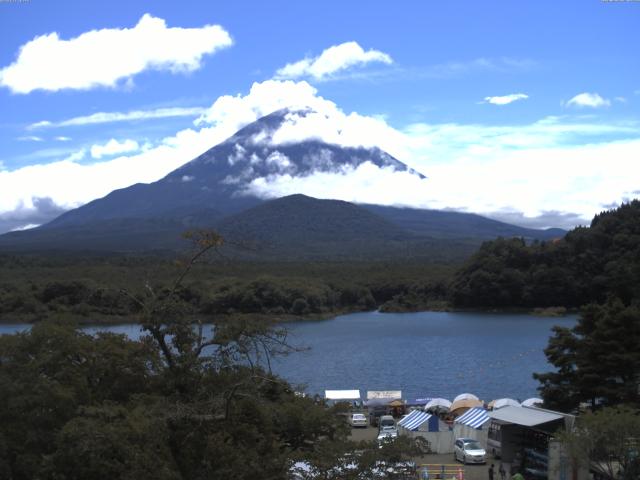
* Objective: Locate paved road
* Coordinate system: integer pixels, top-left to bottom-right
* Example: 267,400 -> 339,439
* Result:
414,453 -> 494,480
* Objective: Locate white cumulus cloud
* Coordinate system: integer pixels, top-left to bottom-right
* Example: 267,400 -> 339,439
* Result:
483,93 -> 529,105
0,14 -> 233,94
566,92 -> 611,108
90,139 -> 140,159
275,41 -> 392,81
193,80 -> 340,140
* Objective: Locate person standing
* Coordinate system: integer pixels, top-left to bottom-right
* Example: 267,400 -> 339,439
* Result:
488,463 -> 495,480
499,463 -> 506,480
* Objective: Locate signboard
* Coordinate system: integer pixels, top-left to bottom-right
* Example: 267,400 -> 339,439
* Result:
366,390 -> 402,400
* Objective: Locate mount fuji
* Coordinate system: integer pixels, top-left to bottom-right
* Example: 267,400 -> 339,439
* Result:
0,108 -> 564,258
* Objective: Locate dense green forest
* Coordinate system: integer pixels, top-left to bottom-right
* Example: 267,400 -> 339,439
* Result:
3,201 -> 640,325
0,254 -> 453,323
450,201 -> 640,309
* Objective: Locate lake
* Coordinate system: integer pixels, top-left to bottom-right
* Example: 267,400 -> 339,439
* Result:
0,310 -> 576,403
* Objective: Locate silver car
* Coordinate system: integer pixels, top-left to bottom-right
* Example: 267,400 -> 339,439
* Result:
349,413 -> 368,428
453,438 -> 486,464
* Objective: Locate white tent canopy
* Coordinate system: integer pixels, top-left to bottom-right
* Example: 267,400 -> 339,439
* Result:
425,398 -> 452,410
324,390 -> 360,401
450,398 -> 483,413
453,393 -> 479,403
491,398 -> 521,410
521,398 -> 543,407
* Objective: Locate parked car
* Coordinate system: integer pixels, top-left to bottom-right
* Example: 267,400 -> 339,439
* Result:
349,413 -> 368,428
453,438 -> 486,464
377,428 -> 398,447
379,425 -> 397,434
379,415 -> 395,429
368,406 -> 391,427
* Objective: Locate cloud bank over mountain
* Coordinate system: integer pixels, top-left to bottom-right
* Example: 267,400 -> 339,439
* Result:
1,79 -> 639,232
1,2 -> 637,235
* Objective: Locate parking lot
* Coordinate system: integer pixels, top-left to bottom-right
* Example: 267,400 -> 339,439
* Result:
349,426 -> 494,480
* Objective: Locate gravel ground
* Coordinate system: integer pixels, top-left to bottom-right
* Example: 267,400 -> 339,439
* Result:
349,425 -> 495,480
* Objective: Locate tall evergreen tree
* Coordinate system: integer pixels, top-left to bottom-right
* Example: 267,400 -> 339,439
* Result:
534,299 -> 640,411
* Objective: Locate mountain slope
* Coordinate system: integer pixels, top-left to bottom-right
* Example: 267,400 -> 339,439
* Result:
45,108 -> 420,229
0,218 -> 189,253
361,204 -> 565,241
213,194 -> 493,261
0,194 -> 478,261
0,108 -> 564,258
216,194 -> 422,260
0,194 -> 564,259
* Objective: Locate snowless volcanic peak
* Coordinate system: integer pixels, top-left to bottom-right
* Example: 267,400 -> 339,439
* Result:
42,108 -> 426,229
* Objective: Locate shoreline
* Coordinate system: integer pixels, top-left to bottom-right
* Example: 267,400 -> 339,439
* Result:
0,304 -> 579,326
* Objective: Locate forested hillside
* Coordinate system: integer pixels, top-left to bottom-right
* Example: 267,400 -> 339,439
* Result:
450,201 -> 640,309
452,202 -> 640,412
448,202 -> 640,412
0,256 -> 452,323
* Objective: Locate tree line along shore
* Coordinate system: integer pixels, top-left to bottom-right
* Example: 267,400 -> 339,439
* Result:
0,258 -> 454,323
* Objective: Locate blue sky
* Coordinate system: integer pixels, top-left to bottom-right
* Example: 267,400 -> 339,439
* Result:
0,0 -> 639,232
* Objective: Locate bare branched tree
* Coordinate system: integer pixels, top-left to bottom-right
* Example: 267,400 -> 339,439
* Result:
120,229 -> 303,398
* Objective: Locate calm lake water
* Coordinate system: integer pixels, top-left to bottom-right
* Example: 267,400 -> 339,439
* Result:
0,311 -> 576,402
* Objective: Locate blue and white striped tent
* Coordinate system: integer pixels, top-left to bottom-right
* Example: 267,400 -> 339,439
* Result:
398,410 -> 437,431
455,407 -> 490,429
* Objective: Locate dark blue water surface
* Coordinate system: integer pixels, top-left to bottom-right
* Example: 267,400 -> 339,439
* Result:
271,311 -> 576,402
0,311 -> 575,402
